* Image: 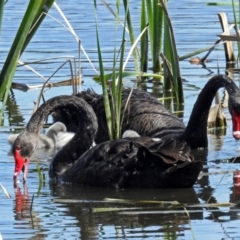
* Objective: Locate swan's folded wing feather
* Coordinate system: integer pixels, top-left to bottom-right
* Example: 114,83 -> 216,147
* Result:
59,137 -> 201,188
150,139 -> 193,164
59,139 -> 131,187
132,137 -> 193,164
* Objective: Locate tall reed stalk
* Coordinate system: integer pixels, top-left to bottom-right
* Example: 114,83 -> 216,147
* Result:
231,0 -> 240,63
0,0 -> 4,37
161,0 -> 183,103
94,0 -> 130,140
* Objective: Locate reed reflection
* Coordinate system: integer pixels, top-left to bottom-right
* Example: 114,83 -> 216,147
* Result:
5,90 -> 25,127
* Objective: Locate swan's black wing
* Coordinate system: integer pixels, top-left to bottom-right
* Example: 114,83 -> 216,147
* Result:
59,138 -> 202,189
81,89 -> 186,143
53,89 -> 186,143
120,90 -> 185,139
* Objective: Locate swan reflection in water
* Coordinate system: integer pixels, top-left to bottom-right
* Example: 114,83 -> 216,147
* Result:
48,182 -> 240,239
52,183 -> 205,239
14,185 -> 30,221
13,183 -> 201,239
12,176 -> 240,240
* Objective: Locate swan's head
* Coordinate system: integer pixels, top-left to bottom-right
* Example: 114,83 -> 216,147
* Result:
232,111 -> 240,139
229,95 -> 240,140
12,132 -> 36,183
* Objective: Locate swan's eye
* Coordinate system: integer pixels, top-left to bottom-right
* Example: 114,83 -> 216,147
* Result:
16,145 -> 21,150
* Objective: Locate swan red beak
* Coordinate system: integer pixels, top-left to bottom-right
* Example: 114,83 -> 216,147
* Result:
232,110 -> 240,140
13,148 -> 29,183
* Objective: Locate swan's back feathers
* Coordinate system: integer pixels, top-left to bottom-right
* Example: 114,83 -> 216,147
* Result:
79,89 -> 186,142
120,90 -> 185,139
77,88 -> 100,110
53,88 -> 186,142
59,138 -> 202,189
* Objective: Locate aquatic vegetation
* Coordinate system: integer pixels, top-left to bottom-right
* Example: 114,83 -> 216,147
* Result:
0,0 -> 55,125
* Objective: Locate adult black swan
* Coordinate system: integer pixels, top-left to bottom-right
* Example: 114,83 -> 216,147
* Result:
12,96 -> 202,188
52,75 -> 240,149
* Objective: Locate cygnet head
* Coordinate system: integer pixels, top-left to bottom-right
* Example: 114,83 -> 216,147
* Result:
122,130 -> 140,138
46,122 -> 67,136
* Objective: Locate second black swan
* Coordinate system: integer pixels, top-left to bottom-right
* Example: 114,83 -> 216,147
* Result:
12,96 -> 202,188
52,75 -> 240,149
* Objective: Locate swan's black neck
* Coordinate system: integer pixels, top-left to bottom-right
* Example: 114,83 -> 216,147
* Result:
182,75 -> 240,148
25,96 -> 98,177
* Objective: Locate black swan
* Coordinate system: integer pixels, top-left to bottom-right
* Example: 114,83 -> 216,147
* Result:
12,95 -> 202,188
52,75 -> 240,149
8,122 -> 74,150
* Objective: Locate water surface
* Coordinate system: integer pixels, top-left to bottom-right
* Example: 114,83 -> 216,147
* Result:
1,0 -> 240,239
